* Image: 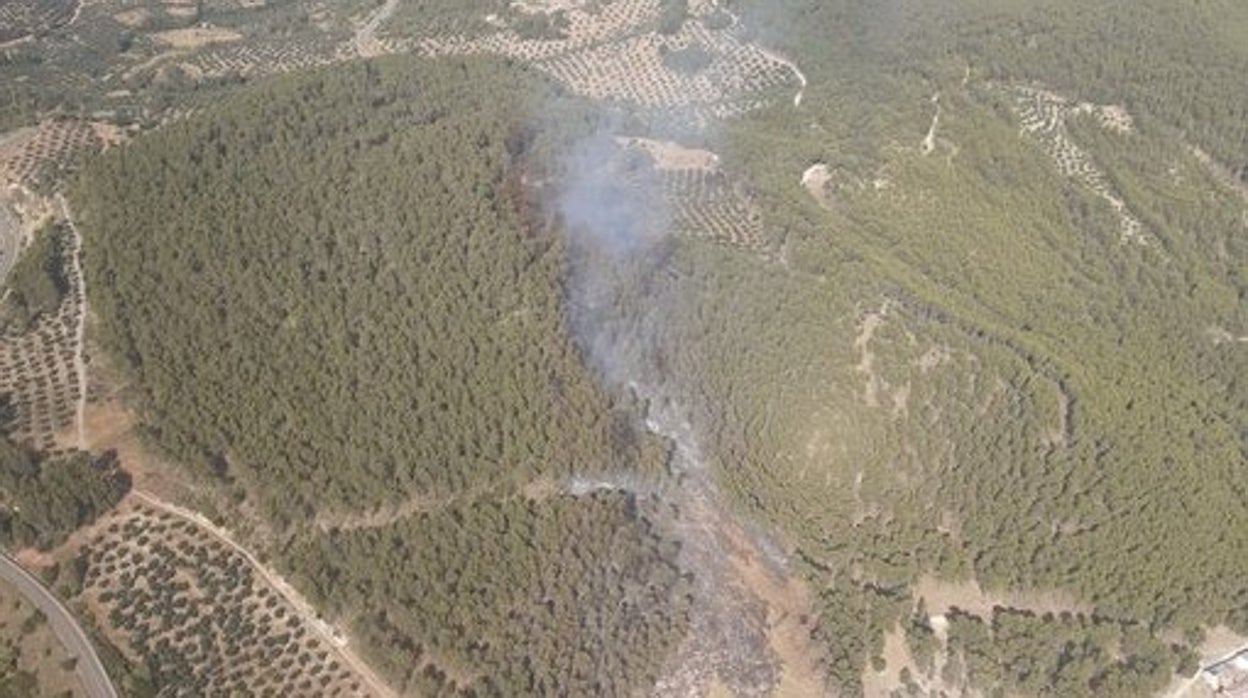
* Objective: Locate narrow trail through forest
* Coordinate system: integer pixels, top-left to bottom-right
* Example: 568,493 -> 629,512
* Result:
921,92 -> 940,155
355,0 -> 400,57
57,194 -> 88,451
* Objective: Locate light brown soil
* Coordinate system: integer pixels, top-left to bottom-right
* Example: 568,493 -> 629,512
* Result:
914,574 -> 1091,619
727,533 -> 828,697
151,26 -> 242,49
111,7 -> 150,27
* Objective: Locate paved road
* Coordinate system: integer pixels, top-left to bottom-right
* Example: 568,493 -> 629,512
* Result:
0,553 -> 119,698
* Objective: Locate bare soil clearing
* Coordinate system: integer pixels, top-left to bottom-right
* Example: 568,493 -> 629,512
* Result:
151,26 -> 243,49
914,574 -> 1092,619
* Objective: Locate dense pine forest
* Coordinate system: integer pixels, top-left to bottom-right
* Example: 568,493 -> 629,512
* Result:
76,57 -> 661,523
74,56 -> 690,694
0,442 -> 130,550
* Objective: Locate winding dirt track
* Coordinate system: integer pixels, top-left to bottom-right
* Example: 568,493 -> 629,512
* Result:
354,0 -> 399,57
0,553 -> 119,698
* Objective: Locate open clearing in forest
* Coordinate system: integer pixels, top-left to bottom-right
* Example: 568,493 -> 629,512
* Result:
611,136 -> 773,255
913,574 -> 1093,620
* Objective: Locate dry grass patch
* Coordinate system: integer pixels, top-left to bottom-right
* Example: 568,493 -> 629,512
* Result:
914,574 -> 1092,620
151,26 -> 243,49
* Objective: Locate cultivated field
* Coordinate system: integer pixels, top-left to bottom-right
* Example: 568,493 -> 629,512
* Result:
0,119 -> 119,192
411,0 -> 800,117
1012,86 -> 1146,244
0,219 -> 86,455
0,0 -> 77,44
76,499 -> 374,697
617,137 -> 773,254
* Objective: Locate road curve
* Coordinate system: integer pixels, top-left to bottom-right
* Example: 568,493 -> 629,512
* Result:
0,553 -> 119,698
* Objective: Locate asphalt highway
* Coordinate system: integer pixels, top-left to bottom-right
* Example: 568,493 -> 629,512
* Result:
0,553 -> 119,698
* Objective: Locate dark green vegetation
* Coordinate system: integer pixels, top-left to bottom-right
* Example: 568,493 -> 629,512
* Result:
76,55 -> 687,695
1,224 -> 67,332
628,0 -> 1247,692
941,608 -> 1196,697
292,494 -> 690,696
0,441 -> 130,550
77,57 -> 655,522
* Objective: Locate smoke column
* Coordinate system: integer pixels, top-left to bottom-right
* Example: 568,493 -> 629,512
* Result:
553,110 -> 788,698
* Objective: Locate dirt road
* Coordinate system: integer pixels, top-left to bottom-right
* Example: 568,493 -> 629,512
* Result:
354,0 -> 399,57
57,194 -> 89,450
0,202 -> 20,287
0,553 -> 119,698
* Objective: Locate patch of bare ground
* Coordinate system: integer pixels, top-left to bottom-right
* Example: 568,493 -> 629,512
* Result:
150,26 -> 242,49
862,618 -> 981,698
111,7 -> 150,28
652,470 -> 831,697
726,529 -> 828,697
801,163 -> 832,205
1197,627 -> 1248,662
853,300 -> 898,410
914,574 -> 1091,620
617,136 -> 721,171
861,623 -> 916,698
1162,627 -> 1248,698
